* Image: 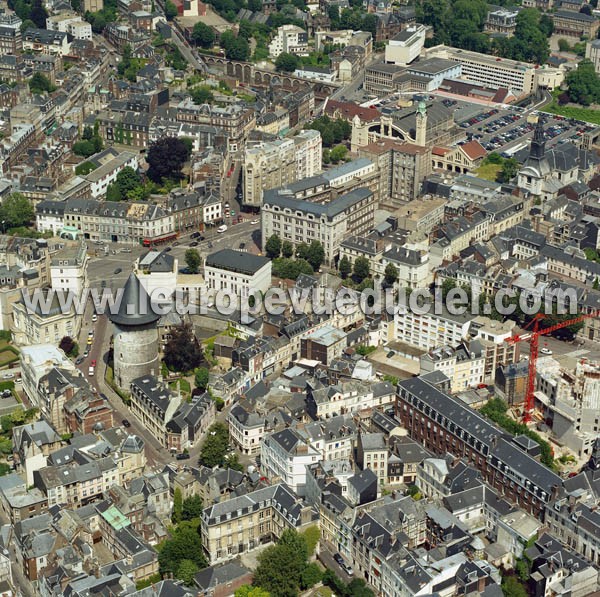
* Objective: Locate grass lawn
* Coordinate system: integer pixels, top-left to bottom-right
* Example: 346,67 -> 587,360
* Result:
542,102 -> 600,125
475,162 -> 502,182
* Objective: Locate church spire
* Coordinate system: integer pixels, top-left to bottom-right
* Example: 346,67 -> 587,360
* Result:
529,118 -> 546,160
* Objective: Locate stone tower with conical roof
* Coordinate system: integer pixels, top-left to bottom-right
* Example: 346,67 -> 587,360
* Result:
109,272 -> 160,392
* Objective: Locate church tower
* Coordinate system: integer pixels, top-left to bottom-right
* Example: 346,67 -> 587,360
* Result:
529,117 -> 547,161
588,437 -> 600,471
109,273 -> 160,391
415,100 -> 427,147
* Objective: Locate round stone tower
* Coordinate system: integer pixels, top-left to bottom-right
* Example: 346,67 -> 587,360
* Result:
109,272 -> 160,392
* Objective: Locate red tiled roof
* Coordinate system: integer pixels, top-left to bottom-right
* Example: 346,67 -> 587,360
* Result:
325,100 -> 380,122
461,140 -> 487,161
432,146 -> 451,156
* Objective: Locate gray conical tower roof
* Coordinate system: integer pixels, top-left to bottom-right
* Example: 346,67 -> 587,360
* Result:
109,272 -> 160,326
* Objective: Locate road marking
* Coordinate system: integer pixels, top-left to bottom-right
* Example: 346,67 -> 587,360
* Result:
564,349 -> 590,358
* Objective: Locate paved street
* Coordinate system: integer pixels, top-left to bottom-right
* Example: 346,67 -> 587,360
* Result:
318,544 -> 354,584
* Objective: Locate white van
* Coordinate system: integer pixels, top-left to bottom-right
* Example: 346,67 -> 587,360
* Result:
217,225 -> 228,233
88,366 -> 95,376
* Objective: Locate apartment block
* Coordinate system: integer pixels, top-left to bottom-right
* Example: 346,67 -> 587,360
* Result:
552,10 -> 600,39
242,129 -> 321,207
395,376 -> 563,517
262,187 -> 376,266
268,25 -> 308,58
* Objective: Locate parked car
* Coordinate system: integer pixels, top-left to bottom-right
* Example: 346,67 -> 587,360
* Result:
239,242 -> 246,249
121,247 -> 132,253
88,366 -> 95,376
75,357 -> 84,365
342,562 -> 354,576
251,219 -> 259,225
333,553 -> 344,566
191,232 -> 201,239
540,347 -> 553,355
176,453 -> 190,460
1,372 -> 14,380
122,419 -> 131,428
1,389 -> 11,398
114,268 -> 122,274
190,241 -> 199,247
386,351 -> 395,358
92,314 -> 98,322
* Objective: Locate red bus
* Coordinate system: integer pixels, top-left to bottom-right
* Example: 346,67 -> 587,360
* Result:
142,233 -> 178,247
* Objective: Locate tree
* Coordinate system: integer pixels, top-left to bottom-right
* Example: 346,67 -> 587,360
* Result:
182,495 -> 203,521
252,530 -> 308,597
235,586 -> 270,597
329,144 -> 348,163
384,263 -> 398,286
163,324 -> 203,372
29,72 -> 55,94
190,85 -> 214,104
247,0 -> 262,10
29,0 -> 47,27
265,234 -> 282,259
499,157 -> 519,183
115,166 -> 140,197
580,3 -> 593,14
199,422 -> 230,467
275,52 -> 300,72
0,193 -> 34,228
558,38 -> 571,52
194,367 -> 209,390
172,487 -> 183,524
353,257 -> 370,282
192,21 -> 215,48
165,0 -> 178,19
306,241 -> 325,271
339,256 -> 351,279
501,576 -> 528,597
176,559 -> 198,585
300,563 -> 322,590
566,59 -> 600,106
281,240 -> 293,258
158,520 -> 207,576
72,140 -> 96,158
106,183 -> 122,202
59,336 -> 79,357
185,248 -> 201,273
147,137 -> 191,183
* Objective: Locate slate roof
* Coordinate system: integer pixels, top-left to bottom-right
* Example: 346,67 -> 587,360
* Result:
109,273 -> 160,326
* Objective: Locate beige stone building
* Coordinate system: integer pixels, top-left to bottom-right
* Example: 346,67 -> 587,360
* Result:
200,484 -> 314,564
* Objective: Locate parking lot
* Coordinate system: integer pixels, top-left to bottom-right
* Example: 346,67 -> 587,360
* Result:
454,103 -> 596,157
359,91 -> 596,160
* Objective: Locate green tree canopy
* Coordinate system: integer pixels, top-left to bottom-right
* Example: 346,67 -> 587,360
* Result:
182,495 -> 203,520
235,586 -> 270,597
172,487 -> 183,524
158,520 -> 207,577
165,0 -> 178,19
192,21 -> 215,47
339,256 -> 351,279
199,422 -> 230,467
29,72 -> 55,95
384,263 -> 398,286
185,248 -> 201,273
566,59 -> 600,106
265,234 -> 282,259
281,240 -> 293,258
275,52 -> 300,72
194,367 -> 209,390
306,241 -> 325,271
353,256 -> 370,282
0,193 -> 34,228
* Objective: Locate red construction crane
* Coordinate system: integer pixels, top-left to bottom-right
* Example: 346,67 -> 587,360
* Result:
506,311 -> 600,423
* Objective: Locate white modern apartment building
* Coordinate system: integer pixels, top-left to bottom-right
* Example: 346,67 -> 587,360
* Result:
260,428 -> 320,496
394,304 -> 475,350
84,150 -> 139,199
243,130 -> 321,207
419,343 -> 485,392
268,24 -> 308,58
49,241 -> 88,299
384,25 -> 427,66
46,14 -> 92,39
204,249 -> 272,300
